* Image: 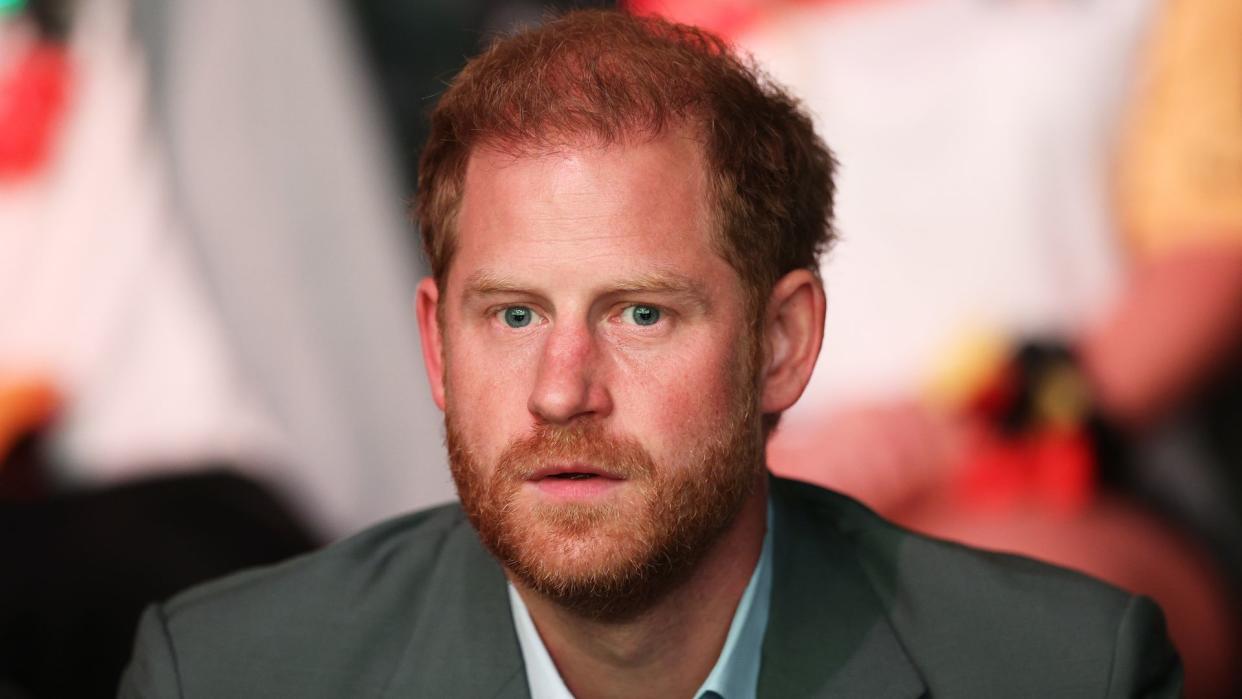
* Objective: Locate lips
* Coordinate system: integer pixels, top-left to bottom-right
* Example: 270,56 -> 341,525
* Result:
528,464 -> 625,481
528,464 -> 626,500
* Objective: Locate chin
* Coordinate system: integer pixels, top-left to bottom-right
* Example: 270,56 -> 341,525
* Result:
512,499 -> 649,576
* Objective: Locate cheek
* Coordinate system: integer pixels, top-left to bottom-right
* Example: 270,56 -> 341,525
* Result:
444,328 -> 541,462
608,334 -> 742,457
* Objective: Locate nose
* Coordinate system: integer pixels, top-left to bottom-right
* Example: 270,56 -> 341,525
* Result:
528,320 -> 613,425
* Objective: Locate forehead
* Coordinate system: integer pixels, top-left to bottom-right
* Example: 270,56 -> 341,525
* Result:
451,133 -> 722,289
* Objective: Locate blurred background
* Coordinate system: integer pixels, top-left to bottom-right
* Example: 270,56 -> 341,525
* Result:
1,0 -> 1239,696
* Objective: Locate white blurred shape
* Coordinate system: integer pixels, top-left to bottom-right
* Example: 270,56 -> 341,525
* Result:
738,0 -> 1156,422
0,0 -> 456,538
131,0 -> 455,536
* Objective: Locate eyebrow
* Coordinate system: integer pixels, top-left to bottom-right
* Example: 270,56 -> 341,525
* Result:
608,271 -> 709,298
463,269 -> 712,311
462,271 -> 533,297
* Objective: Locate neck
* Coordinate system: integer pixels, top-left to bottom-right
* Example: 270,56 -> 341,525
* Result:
513,475 -> 769,699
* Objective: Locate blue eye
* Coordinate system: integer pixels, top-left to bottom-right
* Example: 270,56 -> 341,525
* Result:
622,305 -> 661,326
502,306 -> 536,328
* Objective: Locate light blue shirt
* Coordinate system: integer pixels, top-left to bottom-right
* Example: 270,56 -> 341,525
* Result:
508,506 -> 773,699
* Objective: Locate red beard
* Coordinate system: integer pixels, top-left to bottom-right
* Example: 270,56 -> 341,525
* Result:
447,395 -> 763,621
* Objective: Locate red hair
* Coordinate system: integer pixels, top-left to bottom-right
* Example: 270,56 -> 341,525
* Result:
416,9 -> 836,308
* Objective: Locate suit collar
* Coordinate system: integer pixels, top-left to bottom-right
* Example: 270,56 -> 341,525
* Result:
383,511 -> 529,699
759,477 -> 926,699
382,478 -> 925,699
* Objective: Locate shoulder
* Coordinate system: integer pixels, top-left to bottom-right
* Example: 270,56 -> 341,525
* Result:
775,476 -> 1136,614
772,478 -> 1182,696
780,478 -> 1126,608
121,502 -> 475,698
165,501 -> 467,619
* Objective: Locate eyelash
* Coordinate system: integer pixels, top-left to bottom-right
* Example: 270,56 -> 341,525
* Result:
495,305 -> 544,329
618,305 -> 663,327
492,304 -> 667,329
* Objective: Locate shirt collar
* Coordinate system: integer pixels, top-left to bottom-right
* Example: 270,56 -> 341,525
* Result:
508,502 -> 774,699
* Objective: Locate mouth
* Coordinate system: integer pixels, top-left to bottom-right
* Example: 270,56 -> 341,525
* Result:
527,463 -> 625,499
528,464 -> 624,481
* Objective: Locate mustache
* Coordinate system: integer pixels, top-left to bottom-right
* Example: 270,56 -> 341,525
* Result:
495,421 -> 656,481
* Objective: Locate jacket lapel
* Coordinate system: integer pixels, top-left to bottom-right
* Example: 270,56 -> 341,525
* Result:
759,478 -> 926,699
383,515 -> 530,699
380,479 -> 925,699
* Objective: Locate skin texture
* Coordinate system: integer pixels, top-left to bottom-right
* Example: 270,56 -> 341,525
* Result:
415,131 -> 824,698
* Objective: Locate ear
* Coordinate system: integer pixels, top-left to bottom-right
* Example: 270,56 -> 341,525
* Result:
415,276 -> 447,411
760,269 -> 826,414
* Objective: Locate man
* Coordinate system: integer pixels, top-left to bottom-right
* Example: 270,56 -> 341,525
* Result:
120,9 -> 1181,698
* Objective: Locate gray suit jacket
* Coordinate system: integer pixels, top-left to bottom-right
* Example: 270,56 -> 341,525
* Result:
119,477 -> 1181,697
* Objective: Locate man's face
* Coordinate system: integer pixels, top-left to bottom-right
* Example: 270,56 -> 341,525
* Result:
433,133 -> 765,618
